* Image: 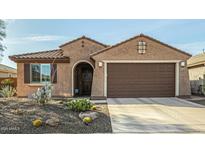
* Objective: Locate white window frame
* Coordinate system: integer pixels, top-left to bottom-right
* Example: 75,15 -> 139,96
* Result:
138,41 -> 147,54
30,64 -> 51,83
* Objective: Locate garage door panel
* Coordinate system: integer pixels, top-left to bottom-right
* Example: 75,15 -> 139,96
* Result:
108,85 -> 175,89
107,63 -> 175,97
109,79 -> 175,84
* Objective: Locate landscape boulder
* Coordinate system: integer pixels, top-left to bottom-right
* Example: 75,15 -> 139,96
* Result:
46,117 -> 60,127
79,111 -> 99,120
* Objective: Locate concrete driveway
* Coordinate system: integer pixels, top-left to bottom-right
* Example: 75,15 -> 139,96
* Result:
107,98 -> 205,133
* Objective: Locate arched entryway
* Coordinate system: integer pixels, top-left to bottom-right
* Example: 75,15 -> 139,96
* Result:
73,62 -> 94,97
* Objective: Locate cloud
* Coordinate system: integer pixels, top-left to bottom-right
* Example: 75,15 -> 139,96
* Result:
23,35 -> 65,41
4,34 -> 66,45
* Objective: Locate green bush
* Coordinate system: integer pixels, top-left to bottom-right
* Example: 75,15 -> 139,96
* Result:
66,98 -> 93,112
0,85 -> 16,98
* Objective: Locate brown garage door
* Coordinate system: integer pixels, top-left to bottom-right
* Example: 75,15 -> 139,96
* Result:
107,63 -> 175,97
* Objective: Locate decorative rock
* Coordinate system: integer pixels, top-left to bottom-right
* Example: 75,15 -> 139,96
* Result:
79,111 -> 99,120
0,104 -> 3,109
46,117 -> 60,127
10,109 -> 24,115
16,109 -> 24,115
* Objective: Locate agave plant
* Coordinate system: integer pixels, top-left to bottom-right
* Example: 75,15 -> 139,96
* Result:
32,83 -> 53,104
0,85 -> 16,98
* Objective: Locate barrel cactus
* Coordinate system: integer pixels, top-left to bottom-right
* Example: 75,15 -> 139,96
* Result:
83,117 -> 93,124
32,119 -> 42,127
91,105 -> 97,110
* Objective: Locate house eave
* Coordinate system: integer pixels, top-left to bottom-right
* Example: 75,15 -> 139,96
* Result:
187,62 -> 205,68
9,57 -> 70,63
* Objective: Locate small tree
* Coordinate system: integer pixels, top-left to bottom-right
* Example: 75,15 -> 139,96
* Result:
1,78 -> 14,88
0,20 -> 6,58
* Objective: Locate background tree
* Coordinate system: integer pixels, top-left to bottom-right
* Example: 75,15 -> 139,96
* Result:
0,20 -> 6,57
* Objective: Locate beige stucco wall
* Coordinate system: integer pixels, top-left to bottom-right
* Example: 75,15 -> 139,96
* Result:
189,65 -> 205,80
179,66 -> 191,96
91,36 -> 191,97
16,36 -> 191,98
16,38 -> 105,97
188,65 -> 205,94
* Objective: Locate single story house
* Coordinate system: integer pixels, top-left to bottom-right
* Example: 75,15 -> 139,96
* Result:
188,52 -> 205,95
0,63 -> 17,78
0,64 -> 17,88
9,34 -> 191,99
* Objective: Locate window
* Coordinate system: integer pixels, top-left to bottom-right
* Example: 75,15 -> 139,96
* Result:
31,64 -> 51,83
31,64 -> 40,82
41,64 -> 51,82
137,41 -> 147,54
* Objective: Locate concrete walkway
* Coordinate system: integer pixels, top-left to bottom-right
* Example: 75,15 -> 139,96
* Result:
107,98 -> 205,133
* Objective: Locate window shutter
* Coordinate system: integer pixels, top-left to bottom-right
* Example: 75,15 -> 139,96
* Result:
24,63 -> 30,83
51,64 -> 57,83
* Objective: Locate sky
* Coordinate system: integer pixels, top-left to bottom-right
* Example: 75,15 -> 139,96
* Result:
2,19 -> 205,68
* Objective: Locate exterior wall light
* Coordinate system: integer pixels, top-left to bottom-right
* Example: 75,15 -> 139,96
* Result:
98,62 -> 103,67
180,61 -> 186,67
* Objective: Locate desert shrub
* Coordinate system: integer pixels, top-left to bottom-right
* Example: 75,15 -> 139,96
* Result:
66,98 -> 93,112
0,85 -> 16,98
32,83 -> 53,104
1,79 -> 14,86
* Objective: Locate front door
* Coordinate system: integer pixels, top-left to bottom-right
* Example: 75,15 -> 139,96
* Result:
81,68 -> 93,95
74,62 -> 93,96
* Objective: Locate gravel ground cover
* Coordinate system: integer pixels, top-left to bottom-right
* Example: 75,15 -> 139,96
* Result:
0,98 -> 112,134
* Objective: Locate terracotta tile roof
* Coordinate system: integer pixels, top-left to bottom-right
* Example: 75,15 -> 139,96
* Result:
59,35 -> 108,48
9,49 -> 70,63
187,52 -> 205,67
9,35 -> 108,63
90,34 -> 192,57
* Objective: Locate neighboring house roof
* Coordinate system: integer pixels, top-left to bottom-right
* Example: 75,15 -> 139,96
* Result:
0,63 -> 17,74
187,52 -> 205,68
59,35 -> 108,48
9,49 -> 70,63
90,34 -> 192,57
